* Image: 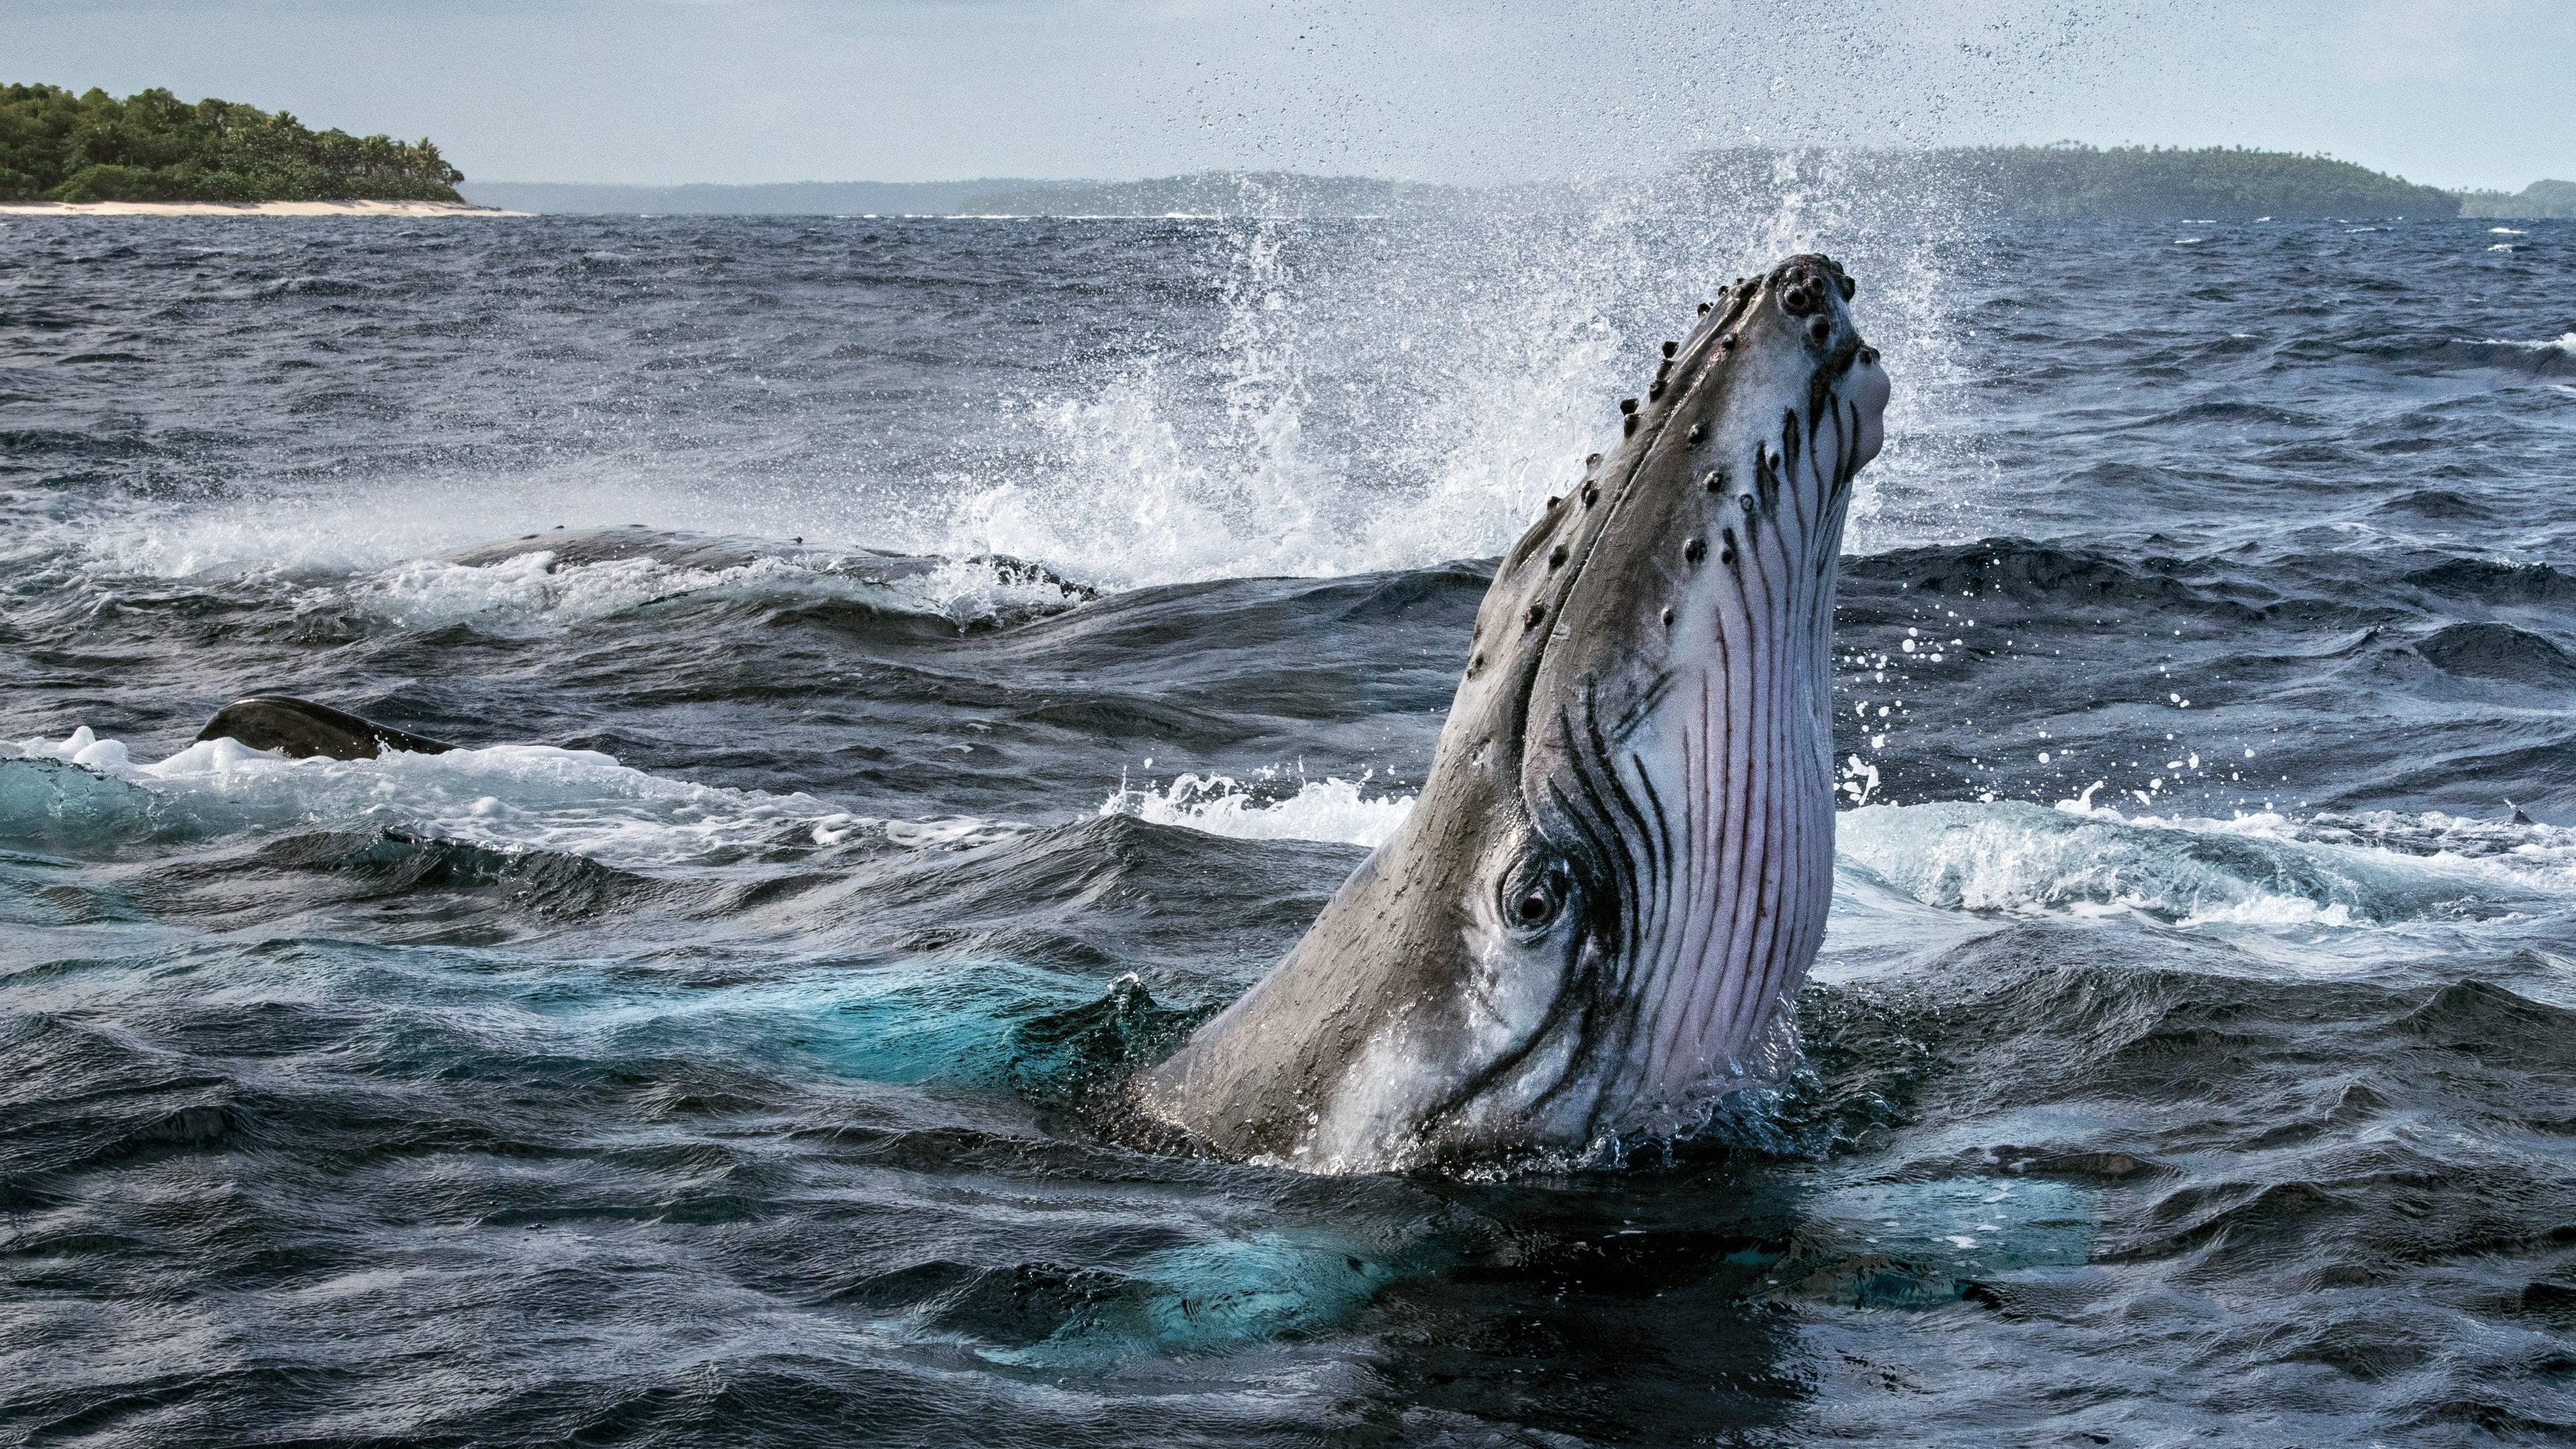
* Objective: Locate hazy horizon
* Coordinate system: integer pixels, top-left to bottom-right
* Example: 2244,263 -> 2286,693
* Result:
16,1 -> 2574,193
451,150 -> 2563,196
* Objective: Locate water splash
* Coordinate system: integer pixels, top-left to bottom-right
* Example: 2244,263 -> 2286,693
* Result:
944,160 -> 1984,588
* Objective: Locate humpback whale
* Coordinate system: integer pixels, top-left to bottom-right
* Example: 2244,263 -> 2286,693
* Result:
1132,255 -> 1890,1172
184,253 -> 1887,1177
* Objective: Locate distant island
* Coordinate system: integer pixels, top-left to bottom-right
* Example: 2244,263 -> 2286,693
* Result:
2456,179 -> 2576,219
951,147 -> 2467,221
953,172 -> 1471,217
1868,144 -> 2462,219
466,146 -> 2567,221
0,83 -> 466,204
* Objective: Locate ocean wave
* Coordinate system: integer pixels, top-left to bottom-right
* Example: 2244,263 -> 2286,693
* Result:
335,548 -> 1079,633
1099,770 -> 1413,848
2496,331 -> 2576,356
3,727 -> 1016,867
1839,798 -> 2575,929
23,495 -> 1093,633
1100,765 -> 2576,936
2436,332 -> 2576,374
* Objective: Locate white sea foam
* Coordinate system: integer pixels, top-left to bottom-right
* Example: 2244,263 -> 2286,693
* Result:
2461,332 -> 2576,358
337,549 -> 1072,633
25,489 -> 1083,633
3,727 -> 1015,867
1103,765 -> 2576,938
1839,798 -> 2576,930
1101,771 -> 1415,848
17,722 -> 2566,950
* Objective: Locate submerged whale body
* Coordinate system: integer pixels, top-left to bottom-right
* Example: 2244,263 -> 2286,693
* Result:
1133,255 -> 1892,1173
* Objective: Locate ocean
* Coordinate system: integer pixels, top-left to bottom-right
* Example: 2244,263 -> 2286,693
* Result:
3,200 -> 2573,1446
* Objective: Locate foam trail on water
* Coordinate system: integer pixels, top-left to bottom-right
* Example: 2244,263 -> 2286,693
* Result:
1102,771 -> 1415,848
3,728 -> 1016,867
1106,767 -> 2576,941
1839,798 -> 2576,930
341,551 -> 1077,633
2483,331 -> 2576,356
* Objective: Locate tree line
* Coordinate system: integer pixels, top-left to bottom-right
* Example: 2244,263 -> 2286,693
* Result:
0,83 -> 465,203
1925,144 -> 2461,219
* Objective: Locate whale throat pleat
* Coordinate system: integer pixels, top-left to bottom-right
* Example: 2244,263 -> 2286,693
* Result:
1575,407 -> 1845,1125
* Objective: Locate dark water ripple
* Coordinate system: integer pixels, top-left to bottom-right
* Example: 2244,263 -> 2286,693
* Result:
3,213 -> 2575,1446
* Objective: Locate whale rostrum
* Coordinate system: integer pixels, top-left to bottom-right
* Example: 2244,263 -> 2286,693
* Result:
1132,255 -> 1892,1173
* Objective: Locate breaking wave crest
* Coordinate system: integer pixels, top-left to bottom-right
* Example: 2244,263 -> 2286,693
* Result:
1099,770 -> 1415,847
336,549 -> 1081,633
1101,769 -> 2576,936
1838,798 -> 2576,929
3,728 -> 1016,867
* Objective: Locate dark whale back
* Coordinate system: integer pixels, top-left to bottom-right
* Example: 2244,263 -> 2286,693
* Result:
196,697 -> 454,761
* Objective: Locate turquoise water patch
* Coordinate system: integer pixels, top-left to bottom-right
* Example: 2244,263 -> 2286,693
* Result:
979,1228 -> 1449,1366
496,953 -> 1137,1091
0,759 -> 156,844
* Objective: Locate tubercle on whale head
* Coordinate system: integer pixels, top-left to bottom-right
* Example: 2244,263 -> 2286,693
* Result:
1481,253 -> 1887,772
1130,256 -> 1891,1173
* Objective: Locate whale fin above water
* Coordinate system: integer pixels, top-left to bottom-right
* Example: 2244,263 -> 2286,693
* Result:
196,697 -> 455,761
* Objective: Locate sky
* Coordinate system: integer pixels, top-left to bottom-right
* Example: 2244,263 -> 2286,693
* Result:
10,0 -> 2571,191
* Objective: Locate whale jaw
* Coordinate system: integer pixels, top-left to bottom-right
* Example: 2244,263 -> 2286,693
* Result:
1135,256 -> 1890,1173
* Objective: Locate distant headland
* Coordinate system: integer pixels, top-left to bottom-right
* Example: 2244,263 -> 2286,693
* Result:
467,147 -> 2573,221
2456,179 -> 2576,219
0,83 -> 511,215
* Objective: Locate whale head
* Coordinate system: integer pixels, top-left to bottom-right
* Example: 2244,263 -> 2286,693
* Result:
1136,255 -> 1890,1171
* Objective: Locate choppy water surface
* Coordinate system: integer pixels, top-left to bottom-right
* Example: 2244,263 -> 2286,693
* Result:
3,206 -> 2574,1446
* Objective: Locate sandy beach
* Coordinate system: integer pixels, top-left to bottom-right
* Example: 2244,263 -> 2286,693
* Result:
0,199 -> 527,217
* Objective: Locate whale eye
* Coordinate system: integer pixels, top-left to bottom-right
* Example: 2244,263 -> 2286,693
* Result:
1505,861 -> 1572,935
